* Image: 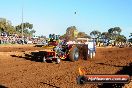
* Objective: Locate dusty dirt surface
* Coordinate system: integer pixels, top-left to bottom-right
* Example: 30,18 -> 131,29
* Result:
0,45 -> 132,88
0,44 -> 46,52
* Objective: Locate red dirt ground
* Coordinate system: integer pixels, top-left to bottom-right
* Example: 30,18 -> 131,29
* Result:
0,45 -> 132,88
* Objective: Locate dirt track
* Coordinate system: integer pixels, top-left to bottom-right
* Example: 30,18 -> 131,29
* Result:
0,45 -> 132,88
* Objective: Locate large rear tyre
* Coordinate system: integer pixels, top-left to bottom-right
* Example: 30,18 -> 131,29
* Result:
69,46 -> 79,61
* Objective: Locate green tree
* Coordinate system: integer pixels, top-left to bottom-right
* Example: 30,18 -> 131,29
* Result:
108,27 -> 122,40
0,18 -> 7,32
29,29 -> 36,37
16,22 -> 33,31
115,35 -> 127,43
129,33 -> 132,37
101,32 -> 110,39
128,38 -> 132,42
15,22 -> 34,37
0,18 -> 15,35
65,26 -> 78,41
128,33 -> 132,43
113,27 -> 122,35
77,32 -> 86,38
108,28 -> 114,34
90,30 -> 101,44
90,30 -> 101,38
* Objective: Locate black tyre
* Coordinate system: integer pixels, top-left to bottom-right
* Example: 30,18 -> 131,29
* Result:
42,56 -> 46,62
56,58 -> 60,64
69,46 -> 79,61
82,45 -> 88,60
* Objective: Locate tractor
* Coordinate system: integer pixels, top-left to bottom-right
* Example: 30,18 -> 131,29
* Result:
30,42 -> 81,64
42,43 -> 80,63
30,38 -> 95,64
40,39 -> 89,64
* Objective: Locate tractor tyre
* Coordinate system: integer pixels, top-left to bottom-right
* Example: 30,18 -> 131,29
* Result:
69,46 -> 79,61
42,56 -> 46,62
56,58 -> 61,64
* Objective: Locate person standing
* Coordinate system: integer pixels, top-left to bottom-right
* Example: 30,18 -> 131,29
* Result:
87,39 -> 96,59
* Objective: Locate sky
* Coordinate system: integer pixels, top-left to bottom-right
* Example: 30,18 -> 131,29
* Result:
0,0 -> 132,38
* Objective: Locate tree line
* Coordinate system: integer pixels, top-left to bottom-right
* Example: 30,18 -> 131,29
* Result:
0,18 -> 35,37
61,26 -> 132,43
0,18 -> 132,43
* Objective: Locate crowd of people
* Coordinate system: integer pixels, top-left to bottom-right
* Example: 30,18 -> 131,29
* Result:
0,33 -> 43,44
0,32 -> 132,48
0,33 -> 22,44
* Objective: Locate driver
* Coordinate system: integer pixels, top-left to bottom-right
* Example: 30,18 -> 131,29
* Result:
54,40 -> 66,55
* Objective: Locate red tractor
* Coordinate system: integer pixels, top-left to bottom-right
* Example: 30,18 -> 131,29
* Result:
30,39 -> 88,64
40,39 -> 89,63
42,44 -> 80,64
32,35 -> 91,63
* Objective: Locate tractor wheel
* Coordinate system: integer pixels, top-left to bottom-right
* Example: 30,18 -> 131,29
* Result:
56,58 -> 60,64
69,46 -> 79,61
42,56 -> 46,62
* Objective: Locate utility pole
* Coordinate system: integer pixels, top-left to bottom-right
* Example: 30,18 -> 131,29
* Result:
21,2 -> 24,44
